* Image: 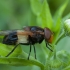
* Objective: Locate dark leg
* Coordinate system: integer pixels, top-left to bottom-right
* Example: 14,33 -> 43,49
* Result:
6,44 -> 19,57
28,44 -> 32,60
46,43 -> 53,52
47,43 -> 52,47
33,45 -> 36,59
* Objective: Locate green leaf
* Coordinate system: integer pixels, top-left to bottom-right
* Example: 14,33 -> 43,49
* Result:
0,57 -> 44,70
28,10 -> 37,26
63,65 -> 70,70
53,0 -> 68,44
30,0 -> 42,16
53,0 -> 68,33
0,43 -> 36,60
39,0 -> 53,29
0,43 -> 22,57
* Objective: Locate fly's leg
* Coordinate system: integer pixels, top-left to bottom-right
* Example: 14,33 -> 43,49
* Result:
33,45 -> 36,59
28,44 -> 32,60
5,44 -> 19,57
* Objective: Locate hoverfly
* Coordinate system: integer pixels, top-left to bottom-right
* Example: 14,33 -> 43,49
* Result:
0,26 -> 53,60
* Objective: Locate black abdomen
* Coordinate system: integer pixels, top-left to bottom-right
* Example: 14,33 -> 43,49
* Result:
3,32 -> 18,45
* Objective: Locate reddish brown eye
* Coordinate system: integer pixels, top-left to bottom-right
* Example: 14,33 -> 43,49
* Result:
44,27 -> 53,43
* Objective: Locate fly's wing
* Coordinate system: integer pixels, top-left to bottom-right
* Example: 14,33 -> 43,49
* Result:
1,30 -> 33,45
0,30 -> 16,35
0,30 -> 33,35
1,29 -> 44,45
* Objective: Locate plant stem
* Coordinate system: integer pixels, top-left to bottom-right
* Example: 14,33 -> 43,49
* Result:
55,31 -> 65,45
53,45 -> 56,59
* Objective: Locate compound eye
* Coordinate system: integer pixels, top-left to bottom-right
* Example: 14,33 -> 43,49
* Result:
44,28 -> 53,43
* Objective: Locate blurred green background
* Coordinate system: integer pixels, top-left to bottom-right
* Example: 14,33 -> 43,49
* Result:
0,0 -> 70,70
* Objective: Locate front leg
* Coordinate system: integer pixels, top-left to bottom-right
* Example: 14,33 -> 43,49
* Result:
46,42 -> 53,52
5,44 -> 19,57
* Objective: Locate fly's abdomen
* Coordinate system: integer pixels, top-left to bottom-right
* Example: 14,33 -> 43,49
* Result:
2,32 -> 18,45
17,35 -> 28,44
